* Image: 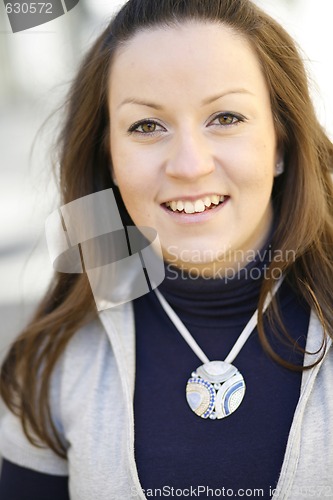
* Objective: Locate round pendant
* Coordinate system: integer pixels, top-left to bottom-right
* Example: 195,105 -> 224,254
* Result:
186,360 -> 246,419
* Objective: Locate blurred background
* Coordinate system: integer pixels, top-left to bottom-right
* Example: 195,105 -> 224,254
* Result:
0,0 -> 333,417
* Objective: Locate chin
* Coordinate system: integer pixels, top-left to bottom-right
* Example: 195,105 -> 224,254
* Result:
162,239 -> 226,268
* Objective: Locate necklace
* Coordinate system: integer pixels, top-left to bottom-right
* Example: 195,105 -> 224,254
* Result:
154,278 -> 283,420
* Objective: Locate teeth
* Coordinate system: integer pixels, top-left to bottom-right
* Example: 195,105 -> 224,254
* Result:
203,197 -> 212,208
194,199 -> 205,212
184,201 -> 195,214
165,194 -> 226,214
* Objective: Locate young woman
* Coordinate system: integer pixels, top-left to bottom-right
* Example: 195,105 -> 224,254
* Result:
1,0 -> 333,498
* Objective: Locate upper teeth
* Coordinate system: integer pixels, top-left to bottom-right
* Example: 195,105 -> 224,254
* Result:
165,195 -> 225,214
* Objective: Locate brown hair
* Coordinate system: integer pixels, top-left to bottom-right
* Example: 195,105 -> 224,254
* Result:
1,0 -> 333,458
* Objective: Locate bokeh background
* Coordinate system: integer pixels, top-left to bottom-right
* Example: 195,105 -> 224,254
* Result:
0,0 -> 333,418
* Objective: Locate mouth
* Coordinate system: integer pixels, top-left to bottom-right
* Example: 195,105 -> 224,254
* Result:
163,194 -> 228,214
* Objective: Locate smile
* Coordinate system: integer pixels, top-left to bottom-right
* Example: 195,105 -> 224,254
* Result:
164,195 -> 226,214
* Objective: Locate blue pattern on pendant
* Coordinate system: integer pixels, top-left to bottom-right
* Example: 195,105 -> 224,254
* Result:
223,380 -> 245,415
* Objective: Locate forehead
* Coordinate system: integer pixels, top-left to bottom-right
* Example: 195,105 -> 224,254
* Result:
108,21 -> 269,105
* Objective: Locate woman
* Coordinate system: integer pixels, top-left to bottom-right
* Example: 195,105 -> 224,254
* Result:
1,0 -> 333,498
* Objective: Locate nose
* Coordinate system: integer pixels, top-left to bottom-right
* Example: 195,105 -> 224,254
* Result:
165,131 -> 215,180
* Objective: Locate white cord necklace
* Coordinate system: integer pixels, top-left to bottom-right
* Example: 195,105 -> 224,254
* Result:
154,277 -> 283,420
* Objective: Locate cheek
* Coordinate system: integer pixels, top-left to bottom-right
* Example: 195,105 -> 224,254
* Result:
110,135 -> 155,224
111,134 -> 157,185
221,138 -> 275,189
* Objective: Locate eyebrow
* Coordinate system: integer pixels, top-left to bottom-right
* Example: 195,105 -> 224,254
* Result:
118,89 -> 254,110
117,98 -> 163,110
202,89 -> 254,106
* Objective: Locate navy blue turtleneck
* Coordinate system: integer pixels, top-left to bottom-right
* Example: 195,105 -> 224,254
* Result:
133,249 -> 310,499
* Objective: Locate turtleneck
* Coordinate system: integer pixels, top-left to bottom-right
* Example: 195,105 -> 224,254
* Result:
133,238 -> 310,499
158,244 -> 273,328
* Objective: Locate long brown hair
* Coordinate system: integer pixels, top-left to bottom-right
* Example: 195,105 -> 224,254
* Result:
1,0 -> 333,458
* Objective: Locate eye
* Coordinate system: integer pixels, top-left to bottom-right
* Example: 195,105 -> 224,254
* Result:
128,119 -> 166,136
208,112 -> 245,128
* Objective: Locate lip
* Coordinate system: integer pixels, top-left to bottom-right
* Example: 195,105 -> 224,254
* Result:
161,196 -> 229,224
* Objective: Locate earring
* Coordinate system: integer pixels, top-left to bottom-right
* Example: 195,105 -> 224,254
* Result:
275,160 -> 284,176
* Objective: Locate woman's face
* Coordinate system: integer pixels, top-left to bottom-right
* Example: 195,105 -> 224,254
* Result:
109,22 -> 279,276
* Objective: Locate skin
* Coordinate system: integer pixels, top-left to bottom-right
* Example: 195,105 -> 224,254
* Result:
108,21 -> 280,277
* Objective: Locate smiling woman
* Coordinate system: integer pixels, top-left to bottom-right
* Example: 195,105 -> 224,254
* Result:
1,1 -> 333,499
109,22 -> 278,274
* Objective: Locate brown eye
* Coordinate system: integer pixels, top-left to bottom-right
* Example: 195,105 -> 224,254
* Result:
128,119 -> 167,136
207,112 -> 244,129
218,114 -> 235,125
141,122 -> 157,133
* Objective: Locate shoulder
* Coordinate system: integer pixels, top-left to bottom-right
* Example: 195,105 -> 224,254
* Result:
57,300 -> 134,376
50,309 -> 124,410
0,304 -> 133,476
50,301 -> 135,425
61,314 -> 111,367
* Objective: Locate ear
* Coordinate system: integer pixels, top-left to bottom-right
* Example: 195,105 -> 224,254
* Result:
274,150 -> 285,177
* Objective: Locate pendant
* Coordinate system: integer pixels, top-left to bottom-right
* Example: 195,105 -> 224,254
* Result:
186,360 -> 245,419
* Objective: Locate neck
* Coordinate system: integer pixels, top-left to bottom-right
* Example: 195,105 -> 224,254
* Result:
163,215 -> 275,279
